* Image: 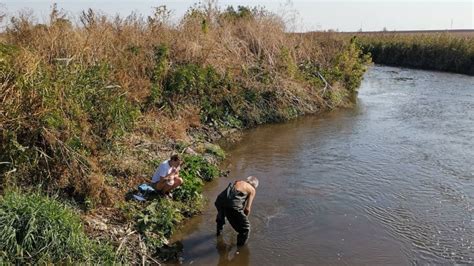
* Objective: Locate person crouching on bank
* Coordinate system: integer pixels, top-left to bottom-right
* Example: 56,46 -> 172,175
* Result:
151,154 -> 183,197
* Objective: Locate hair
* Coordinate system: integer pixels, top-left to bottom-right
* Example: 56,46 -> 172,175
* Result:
170,154 -> 180,162
246,176 -> 259,188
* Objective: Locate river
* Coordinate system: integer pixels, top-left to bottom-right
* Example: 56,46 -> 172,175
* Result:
170,65 -> 474,265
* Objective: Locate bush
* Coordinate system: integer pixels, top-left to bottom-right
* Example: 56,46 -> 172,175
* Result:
172,171 -> 204,203
148,44 -> 170,107
182,154 -> 220,182
0,190 -> 118,264
162,64 -> 234,125
172,154 -> 219,202
164,64 -> 221,100
135,199 -> 184,249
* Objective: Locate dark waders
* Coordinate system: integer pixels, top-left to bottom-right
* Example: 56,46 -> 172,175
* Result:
215,182 -> 250,246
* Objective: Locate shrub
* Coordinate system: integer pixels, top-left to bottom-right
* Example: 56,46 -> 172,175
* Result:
148,44 -> 170,107
172,154 -> 219,202
182,154 -> 220,182
221,6 -> 255,22
0,190 -> 118,264
173,170 -> 204,203
135,199 -> 184,249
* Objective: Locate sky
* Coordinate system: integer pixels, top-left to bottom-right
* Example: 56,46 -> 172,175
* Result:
1,0 -> 473,32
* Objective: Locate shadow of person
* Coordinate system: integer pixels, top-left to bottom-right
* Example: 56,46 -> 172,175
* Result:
217,236 -> 250,266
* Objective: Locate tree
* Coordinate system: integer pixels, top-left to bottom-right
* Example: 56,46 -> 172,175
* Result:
0,4 -> 6,24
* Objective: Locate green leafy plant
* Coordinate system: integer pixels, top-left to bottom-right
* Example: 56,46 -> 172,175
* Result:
182,154 -> 220,182
173,154 -> 219,202
136,199 -> 184,249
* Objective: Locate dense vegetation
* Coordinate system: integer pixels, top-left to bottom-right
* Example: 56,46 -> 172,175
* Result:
0,190 -> 118,264
0,3 -> 369,263
356,33 -> 474,75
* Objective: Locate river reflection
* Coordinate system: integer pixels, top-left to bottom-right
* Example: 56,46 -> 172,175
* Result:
216,237 -> 250,266
170,66 -> 474,265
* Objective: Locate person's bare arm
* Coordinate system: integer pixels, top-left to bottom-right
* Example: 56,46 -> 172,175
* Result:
163,167 -> 179,180
244,185 -> 256,216
156,168 -> 178,190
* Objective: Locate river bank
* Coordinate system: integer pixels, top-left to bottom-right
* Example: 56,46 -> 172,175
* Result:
0,4 -> 369,264
353,32 -> 474,75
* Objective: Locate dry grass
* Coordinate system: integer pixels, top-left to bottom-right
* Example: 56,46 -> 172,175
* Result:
0,2 -> 369,205
351,31 -> 474,75
347,29 -> 474,37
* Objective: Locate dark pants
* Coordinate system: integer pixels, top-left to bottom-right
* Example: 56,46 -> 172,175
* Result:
215,203 -> 250,246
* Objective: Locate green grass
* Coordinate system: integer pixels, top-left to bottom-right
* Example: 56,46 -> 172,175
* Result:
0,190 -> 119,264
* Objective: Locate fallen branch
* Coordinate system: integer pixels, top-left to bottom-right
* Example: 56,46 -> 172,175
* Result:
116,229 -> 136,255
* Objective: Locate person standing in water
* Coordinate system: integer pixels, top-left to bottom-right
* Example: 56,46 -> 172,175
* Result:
215,176 -> 259,246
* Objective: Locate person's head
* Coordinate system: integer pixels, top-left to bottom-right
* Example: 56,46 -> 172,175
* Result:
246,176 -> 259,189
169,154 -> 181,167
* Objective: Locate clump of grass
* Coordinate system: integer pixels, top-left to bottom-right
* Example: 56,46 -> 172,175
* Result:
0,190 -> 118,264
204,143 -> 226,160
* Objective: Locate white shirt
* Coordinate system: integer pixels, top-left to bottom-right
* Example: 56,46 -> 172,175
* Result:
151,160 -> 179,184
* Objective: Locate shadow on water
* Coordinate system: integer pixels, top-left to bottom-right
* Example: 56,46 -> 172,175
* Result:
216,237 -> 250,266
169,233 -> 250,266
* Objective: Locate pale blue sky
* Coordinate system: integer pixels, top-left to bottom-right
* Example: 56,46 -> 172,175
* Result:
1,0 -> 473,32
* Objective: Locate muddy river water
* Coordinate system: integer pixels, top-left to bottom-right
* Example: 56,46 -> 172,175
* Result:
170,66 -> 474,265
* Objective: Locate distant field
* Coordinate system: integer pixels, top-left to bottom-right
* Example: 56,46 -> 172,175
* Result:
343,29 -> 474,37
347,29 -> 474,75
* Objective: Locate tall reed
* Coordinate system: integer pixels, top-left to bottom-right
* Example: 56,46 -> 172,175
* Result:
356,33 -> 474,75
